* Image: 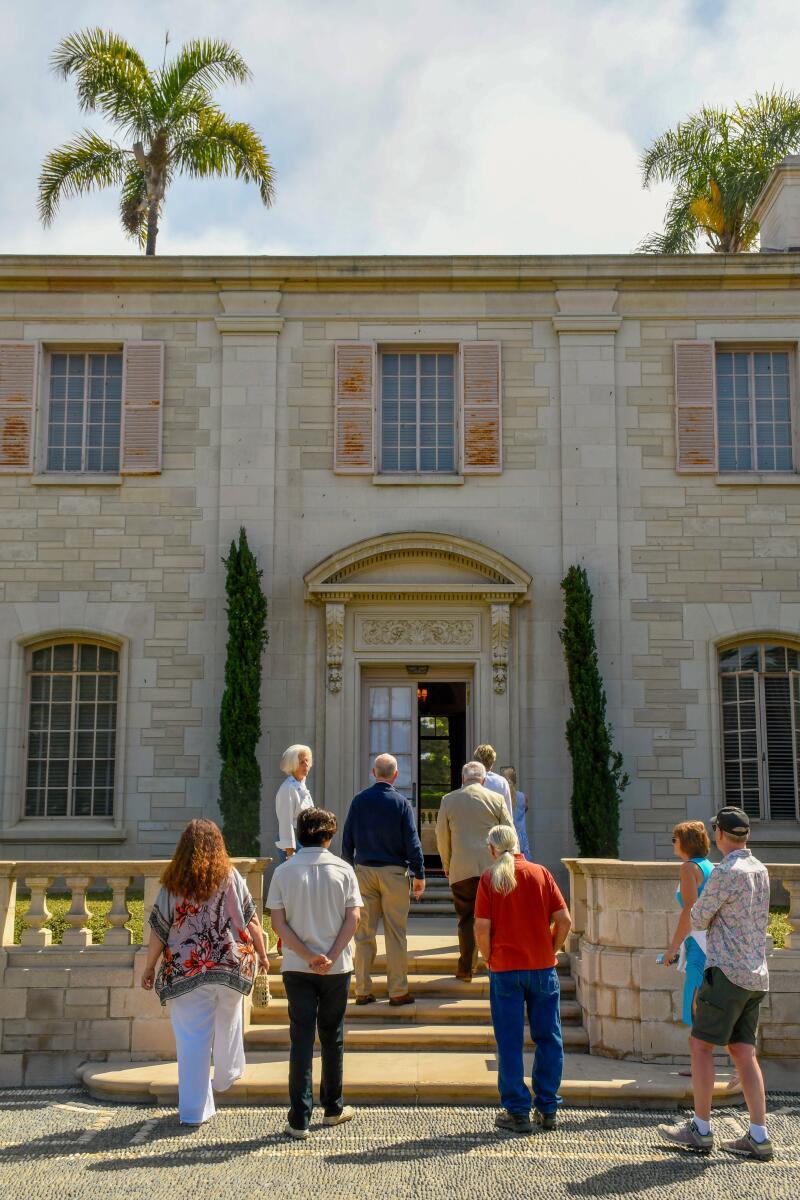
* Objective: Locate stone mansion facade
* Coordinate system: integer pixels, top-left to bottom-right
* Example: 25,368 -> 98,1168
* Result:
3,164 -> 800,874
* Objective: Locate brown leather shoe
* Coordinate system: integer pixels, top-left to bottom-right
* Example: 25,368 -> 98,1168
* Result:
455,973 -> 472,983
354,994 -> 376,1006
388,993 -> 415,1007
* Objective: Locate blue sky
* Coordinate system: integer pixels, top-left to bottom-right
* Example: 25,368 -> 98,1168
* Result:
2,0 -> 799,256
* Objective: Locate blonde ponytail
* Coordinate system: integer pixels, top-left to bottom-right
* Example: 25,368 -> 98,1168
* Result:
487,824 -> 519,894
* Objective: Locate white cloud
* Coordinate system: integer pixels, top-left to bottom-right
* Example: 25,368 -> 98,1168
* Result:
2,0 -> 800,256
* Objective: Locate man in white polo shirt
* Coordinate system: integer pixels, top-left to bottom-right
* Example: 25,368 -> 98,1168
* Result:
267,807 -> 362,1140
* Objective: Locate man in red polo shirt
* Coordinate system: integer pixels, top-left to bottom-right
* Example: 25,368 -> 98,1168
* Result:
474,824 -> 572,1135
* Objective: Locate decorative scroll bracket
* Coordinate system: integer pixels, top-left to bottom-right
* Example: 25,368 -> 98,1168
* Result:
325,602 -> 345,693
491,603 -> 510,694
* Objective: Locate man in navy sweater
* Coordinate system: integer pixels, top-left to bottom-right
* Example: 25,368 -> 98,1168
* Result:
342,754 -> 426,1006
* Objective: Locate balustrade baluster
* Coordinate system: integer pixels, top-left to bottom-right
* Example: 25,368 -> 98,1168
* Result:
105,876 -> 132,946
783,877 -> 800,950
21,876 -> 54,946
62,875 -> 93,947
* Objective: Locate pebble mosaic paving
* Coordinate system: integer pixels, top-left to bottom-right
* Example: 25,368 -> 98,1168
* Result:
0,1089 -> 797,1199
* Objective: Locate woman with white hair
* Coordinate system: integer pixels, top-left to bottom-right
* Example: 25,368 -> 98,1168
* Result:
474,824 -> 572,1136
275,744 -> 314,860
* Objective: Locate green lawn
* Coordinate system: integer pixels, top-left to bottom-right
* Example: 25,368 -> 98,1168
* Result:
14,892 -> 275,947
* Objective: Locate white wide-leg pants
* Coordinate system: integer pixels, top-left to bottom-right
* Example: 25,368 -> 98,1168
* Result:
169,984 -> 246,1124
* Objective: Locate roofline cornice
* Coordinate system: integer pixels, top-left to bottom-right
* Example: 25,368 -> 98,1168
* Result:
1,252 -> 800,292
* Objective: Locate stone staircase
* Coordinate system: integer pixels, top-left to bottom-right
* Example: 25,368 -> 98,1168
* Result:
76,920 -> 743,1108
410,872 -> 456,917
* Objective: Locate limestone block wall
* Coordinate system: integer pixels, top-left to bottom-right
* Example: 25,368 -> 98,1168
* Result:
565,858 -> 800,1062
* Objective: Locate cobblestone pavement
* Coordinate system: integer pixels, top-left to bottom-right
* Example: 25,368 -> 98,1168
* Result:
0,1090 -> 798,1200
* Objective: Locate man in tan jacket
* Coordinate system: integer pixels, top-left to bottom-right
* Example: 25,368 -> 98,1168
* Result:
436,761 -> 513,981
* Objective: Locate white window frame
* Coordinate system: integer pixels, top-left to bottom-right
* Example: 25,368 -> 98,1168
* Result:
1,629 -> 128,842
39,345 -> 124,477
377,345 -> 460,477
714,342 -> 799,478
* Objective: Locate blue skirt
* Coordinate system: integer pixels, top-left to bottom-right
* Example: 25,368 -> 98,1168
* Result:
681,936 -> 706,1026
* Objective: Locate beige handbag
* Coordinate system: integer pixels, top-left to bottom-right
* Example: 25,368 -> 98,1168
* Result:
252,965 -> 271,1008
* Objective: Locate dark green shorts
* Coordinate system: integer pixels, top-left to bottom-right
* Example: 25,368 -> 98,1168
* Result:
691,966 -> 766,1047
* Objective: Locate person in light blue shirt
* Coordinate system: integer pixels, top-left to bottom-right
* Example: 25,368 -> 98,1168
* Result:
661,820 -> 713,1025
501,766 -> 531,860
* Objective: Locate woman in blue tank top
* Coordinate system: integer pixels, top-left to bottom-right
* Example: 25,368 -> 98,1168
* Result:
663,821 -> 713,1025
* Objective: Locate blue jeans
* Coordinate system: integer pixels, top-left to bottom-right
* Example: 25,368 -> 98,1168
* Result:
489,967 -> 563,1116
283,971 -> 351,1130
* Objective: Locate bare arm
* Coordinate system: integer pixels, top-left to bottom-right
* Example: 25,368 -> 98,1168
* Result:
247,912 -> 269,970
324,907 -> 361,970
551,907 -> 572,956
474,917 -> 491,965
140,930 -> 165,990
664,862 -> 700,962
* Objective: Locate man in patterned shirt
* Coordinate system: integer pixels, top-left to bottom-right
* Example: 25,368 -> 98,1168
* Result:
659,806 -> 773,1161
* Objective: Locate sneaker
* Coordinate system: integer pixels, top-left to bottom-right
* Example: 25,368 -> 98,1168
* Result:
533,1108 -> 557,1131
721,1132 -> 774,1162
657,1119 -> 713,1154
495,1110 -> 533,1134
388,993 -> 415,1007
284,1122 -> 309,1140
355,994 -> 376,1006
323,1106 -> 356,1128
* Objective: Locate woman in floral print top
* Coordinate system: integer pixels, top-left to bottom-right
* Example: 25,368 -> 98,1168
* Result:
141,819 -> 269,1125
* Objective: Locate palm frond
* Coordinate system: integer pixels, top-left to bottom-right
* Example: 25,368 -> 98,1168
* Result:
119,164 -> 148,245
171,112 -> 275,206
38,130 -> 130,225
157,39 -> 251,114
50,28 -> 154,138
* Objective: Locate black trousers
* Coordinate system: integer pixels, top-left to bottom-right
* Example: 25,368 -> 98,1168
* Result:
450,876 -> 481,977
283,971 -> 351,1130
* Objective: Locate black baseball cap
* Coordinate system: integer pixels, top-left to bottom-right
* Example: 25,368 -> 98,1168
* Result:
711,806 -> 750,836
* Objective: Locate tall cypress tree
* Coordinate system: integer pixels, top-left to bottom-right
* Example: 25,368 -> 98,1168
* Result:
559,565 -> 628,857
218,528 -> 268,855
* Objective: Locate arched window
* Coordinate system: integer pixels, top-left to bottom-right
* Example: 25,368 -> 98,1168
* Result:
719,641 -> 800,821
25,640 -> 119,819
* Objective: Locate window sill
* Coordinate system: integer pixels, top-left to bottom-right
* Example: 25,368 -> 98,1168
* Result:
717,473 -> 799,486
31,474 -> 122,487
747,821 -> 800,846
1,822 -> 127,843
372,474 -> 465,486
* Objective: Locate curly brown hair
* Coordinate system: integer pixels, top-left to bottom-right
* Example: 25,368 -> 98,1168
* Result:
161,819 -> 233,900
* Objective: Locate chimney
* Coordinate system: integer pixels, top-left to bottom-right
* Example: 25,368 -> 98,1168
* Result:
753,155 -> 800,252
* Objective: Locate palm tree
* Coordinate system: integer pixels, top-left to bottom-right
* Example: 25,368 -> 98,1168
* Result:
638,90 -> 800,254
39,29 -> 275,255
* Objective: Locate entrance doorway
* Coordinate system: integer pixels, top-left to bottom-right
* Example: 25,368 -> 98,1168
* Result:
363,674 -> 470,866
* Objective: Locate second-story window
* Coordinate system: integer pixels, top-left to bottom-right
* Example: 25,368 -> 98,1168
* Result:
716,350 -> 793,472
46,351 -> 123,474
380,351 -> 456,473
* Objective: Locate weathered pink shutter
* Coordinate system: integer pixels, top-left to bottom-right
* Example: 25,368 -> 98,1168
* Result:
334,343 -> 375,474
674,340 -> 717,473
121,341 -> 164,474
461,341 -> 502,474
0,341 -> 37,473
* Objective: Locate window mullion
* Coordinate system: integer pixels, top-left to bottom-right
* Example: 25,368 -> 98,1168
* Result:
67,651 -> 78,817
748,353 -> 757,468
416,354 -> 421,474
81,352 -> 89,474
756,670 -> 768,820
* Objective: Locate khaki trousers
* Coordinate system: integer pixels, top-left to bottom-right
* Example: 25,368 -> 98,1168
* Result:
354,864 -> 411,998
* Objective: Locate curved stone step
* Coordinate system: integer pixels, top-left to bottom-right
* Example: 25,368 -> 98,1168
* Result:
244,1022 -> 590,1051
251,996 -> 583,1026
77,1055 -> 743,1109
263,972 -> 576,1001
267,951 -> 572,976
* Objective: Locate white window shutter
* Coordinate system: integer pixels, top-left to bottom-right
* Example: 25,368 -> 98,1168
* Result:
121,341 -> 164,474
0,341 -> 37,473
334,343 -> 375,474
674,340 -> 717,473
461,341 -> 502,474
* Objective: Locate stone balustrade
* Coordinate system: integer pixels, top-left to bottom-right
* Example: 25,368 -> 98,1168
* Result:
0,857 -> 269,1086
563,858 -> 800,1063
